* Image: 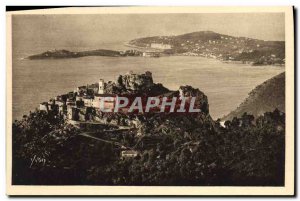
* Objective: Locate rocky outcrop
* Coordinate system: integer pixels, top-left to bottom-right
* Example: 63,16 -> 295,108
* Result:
116,71 -> 154,92
179,85 -> 209,115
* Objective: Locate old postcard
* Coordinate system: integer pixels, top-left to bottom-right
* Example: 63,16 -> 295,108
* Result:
6,6 -> 294,196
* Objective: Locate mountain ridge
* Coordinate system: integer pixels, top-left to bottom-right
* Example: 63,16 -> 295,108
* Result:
222,72 -> 285,121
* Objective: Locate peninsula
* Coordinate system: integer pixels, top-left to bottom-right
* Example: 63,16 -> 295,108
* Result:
27,49 -> 144,60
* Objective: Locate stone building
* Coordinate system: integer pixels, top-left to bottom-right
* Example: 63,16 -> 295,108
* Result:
121,150 -> 139,159
39,102 -> 48,112
67,106 -> 79,121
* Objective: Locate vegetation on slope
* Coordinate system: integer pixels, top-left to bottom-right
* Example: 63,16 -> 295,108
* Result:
222,72 -> 285,121
12,109 -> 285,186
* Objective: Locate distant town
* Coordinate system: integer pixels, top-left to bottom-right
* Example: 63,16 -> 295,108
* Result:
129,31 -> 285,66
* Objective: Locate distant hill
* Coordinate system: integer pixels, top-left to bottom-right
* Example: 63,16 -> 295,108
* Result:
222,72 -> 285,121
129,31 -> 285,65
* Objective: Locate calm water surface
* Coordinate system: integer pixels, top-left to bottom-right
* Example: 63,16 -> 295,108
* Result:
12,46 -> 284,120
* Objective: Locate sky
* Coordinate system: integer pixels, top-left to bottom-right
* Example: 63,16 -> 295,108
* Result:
12,13 -> 285,50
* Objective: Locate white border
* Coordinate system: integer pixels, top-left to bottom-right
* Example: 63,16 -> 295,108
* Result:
5,6 -> 295,196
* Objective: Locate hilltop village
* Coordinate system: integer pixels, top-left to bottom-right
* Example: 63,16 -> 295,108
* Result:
37,71 -> 209,159
39,71 -> 208,130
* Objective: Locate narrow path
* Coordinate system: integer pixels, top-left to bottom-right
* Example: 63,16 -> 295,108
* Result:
79,132 -> 132,150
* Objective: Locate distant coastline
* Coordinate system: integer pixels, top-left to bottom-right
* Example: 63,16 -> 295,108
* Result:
26,31 -> 285,67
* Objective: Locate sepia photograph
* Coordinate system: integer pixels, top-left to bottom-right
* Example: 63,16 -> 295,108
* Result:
6,6 -> 294,196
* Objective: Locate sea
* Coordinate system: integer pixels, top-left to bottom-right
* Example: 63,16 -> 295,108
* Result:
12,42 -> 285,120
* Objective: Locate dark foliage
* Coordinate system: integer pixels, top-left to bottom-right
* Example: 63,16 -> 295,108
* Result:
12,109 -> 285,186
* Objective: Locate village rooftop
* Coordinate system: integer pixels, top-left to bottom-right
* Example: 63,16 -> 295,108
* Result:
97,96 -> 201,113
